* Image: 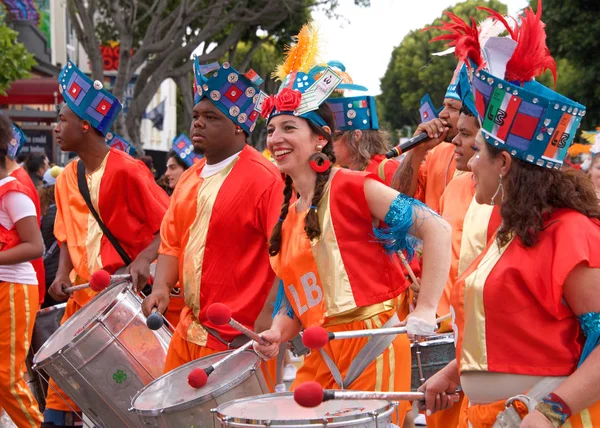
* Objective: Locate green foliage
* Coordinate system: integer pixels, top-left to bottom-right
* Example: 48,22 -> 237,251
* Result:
379,0 -> 507,132
532,0 -> 600,130
0,20 -> 36,95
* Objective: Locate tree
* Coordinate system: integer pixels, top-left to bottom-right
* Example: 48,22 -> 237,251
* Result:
378,0 -> 507,132
532,0 -> 600,130
68,0 -> 368,152
0,19 -> 36,95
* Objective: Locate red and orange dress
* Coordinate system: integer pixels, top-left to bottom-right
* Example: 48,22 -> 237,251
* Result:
451,208 -> 600,427
271,168 -> 417,423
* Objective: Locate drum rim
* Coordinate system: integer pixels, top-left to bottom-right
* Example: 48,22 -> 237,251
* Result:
37,302 -> 68,315
32,281 -> 130,367
130,349 -> 261,415
214,392 -> 395,426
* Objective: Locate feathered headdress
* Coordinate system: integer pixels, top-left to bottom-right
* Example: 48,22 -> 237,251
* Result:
262,23 -> 342,127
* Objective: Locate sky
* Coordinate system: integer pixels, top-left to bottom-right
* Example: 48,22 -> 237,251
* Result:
312,0 -> 529,95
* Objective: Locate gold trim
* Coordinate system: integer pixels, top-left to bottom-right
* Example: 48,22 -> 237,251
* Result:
580,408 -> 593,428
182,157 -> 239,347
86,153 -> 109,274
458,198 -> 494,276
324,299 -> 396,326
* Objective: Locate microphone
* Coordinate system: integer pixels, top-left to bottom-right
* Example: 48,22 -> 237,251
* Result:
385,132 -> 429,159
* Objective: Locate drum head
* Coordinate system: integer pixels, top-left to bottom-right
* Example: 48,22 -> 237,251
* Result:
33,281 -> 129,363
217,393 -> 391,425
132,350 -> 260,413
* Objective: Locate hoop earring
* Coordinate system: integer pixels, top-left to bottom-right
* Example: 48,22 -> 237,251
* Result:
490,174 -> 504,205
309,152 -> 331,173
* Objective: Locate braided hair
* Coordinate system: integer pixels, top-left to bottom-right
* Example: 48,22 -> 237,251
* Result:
268,103 -> 336,256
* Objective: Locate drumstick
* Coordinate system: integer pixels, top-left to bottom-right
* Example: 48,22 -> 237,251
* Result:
206,303 -> 269,346
187,340 -> 253,388
294,381 -> 460,408
399,252 -> 420,288
63,270 -> 127,293
302,325 -> 407,349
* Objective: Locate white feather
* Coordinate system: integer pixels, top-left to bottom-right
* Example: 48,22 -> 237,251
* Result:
478,17 -> 510,46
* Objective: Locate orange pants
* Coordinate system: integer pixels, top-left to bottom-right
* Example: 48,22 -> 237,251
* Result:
426,391 -> 465,428
292,308 -> 412,425
0,282 -> 43,427
459,397 -> 600,427
164,327 -> 279,392
164,294 -> 185,329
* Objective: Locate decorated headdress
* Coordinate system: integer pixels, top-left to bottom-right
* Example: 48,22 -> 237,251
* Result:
192,57 -> 264,135
58,61 -> 122,136
106,133 -> 136,156
261,23 -> 342,128
420,94 -> 441,123
8,123 -> 26,160
172,134 -> 203,167
433,2 -> 585,169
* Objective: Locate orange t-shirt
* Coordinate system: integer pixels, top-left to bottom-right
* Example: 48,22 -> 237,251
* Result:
415,142 -> 456,213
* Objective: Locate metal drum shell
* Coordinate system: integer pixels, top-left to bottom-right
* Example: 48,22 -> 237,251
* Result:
32,281 -> 171,427
215,393 -> 395,428
411,333 -> 455,391
131,350 -> 269,428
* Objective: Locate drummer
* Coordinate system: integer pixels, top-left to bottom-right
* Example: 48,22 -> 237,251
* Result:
141,57 -> 284,388
0,114 -> 44,427
420,3 -> 600,426
44,62 -> 170,427
253,23 -> 451,426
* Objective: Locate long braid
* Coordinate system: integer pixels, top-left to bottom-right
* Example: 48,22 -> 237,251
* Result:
268,174 -> 294,256
305,141 -> 335,239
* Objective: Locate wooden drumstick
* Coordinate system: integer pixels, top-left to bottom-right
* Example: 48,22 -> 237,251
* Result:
187,340 -> 253,388
294,381 -> 461,408
206,303 -> 270,346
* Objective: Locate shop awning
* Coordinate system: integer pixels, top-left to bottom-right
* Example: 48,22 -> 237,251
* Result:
0,78 -> 63,105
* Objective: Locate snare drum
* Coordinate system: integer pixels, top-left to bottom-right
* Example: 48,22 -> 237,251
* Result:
131,350 -> 269,427
216,393 -> 396,427
33,281 -> 171,427
411,333 -> 455,390
26,303 -> 67,410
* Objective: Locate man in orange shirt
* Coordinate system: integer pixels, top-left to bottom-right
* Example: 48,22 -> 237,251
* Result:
43,62 -> 169,427
142,58 -> 283,387
391,63 -> 469,213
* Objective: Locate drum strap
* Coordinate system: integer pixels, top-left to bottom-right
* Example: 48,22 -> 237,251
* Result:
77,160 -> 132,265
318,313 -> 400,389
203,324 -> 251,349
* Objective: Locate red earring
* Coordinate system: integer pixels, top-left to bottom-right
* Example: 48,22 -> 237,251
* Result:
309,152 -> 331,173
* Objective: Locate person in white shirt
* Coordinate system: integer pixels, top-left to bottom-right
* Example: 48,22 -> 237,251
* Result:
0,115 -> 44,427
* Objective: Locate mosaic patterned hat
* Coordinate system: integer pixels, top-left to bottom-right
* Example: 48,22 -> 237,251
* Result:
433,2 -> 585,169
327,96 -> 379,131
8,123 -> 26,160
58,61 -> 122,136
192,57 -> 264,135
261,23 -> 342,128
172,134 -> 203,167
420,94 -> 440,123
106,133 -> 136,156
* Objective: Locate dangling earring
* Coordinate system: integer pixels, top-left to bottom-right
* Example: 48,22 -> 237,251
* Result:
490,174 -> 504,205
309,145 -> 331,173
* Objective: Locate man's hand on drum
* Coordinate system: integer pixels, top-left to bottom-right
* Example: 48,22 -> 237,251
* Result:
417,359 -> 461,416
127,254 -> 152,292
253,329 -> 282,361
141,285 -> 170,318
49,273 -> 72,301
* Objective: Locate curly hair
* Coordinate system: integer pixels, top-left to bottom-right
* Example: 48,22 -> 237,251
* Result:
268,103 -> 336,256
487,144 -> 600,247
39,185 -> 55,216
337,129 -> 391,170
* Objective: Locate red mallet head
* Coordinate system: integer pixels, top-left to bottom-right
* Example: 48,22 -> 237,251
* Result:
206,303 -> 232,326
187,368 -> 208,389
302,326 -> 331,349
294,381 -> 325,408
89,270 -> 111,292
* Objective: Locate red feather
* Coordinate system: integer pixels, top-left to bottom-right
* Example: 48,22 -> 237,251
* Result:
427,12 -> 485,67
503,0 -> 557,85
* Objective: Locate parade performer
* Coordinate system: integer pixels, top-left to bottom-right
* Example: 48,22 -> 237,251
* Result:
0,114 -> 44,428
141,57 -> 283,389
6,122 -> 46,306
419,3 -> 600,427
253,23 -> 452,426
166,134 -> 202,191
390,62 -> 467,213
44,62 -> 170,427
